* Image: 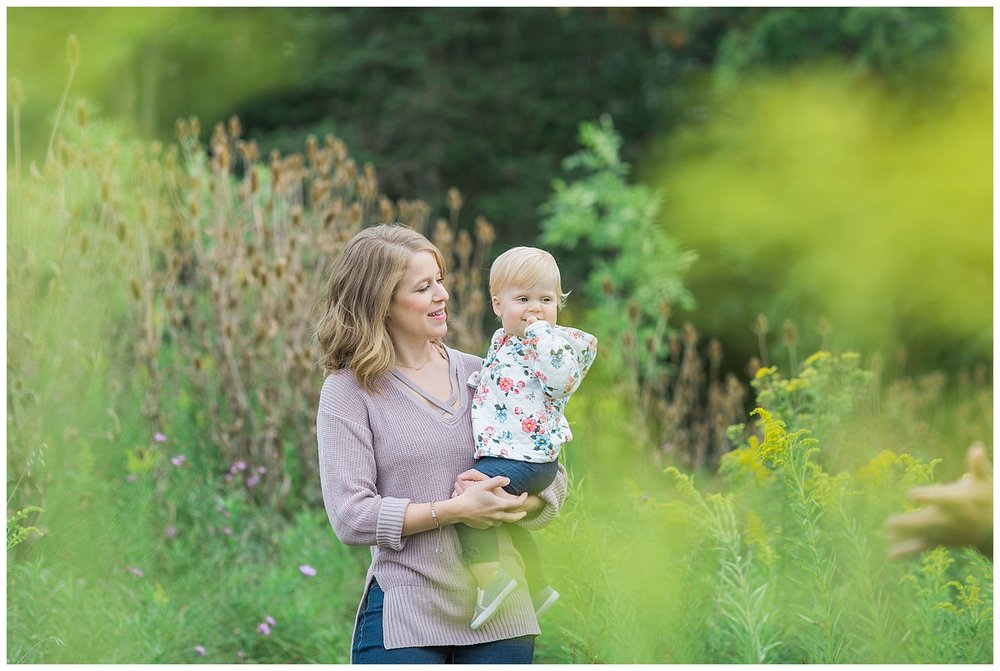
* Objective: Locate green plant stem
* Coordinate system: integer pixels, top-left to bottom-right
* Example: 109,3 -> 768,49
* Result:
46,63 -> 77,165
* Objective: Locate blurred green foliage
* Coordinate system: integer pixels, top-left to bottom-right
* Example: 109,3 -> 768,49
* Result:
646,8 -> 991,374
7,7 -> 992,663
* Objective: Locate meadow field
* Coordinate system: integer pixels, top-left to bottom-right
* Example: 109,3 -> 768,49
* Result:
6,103 -> 992,663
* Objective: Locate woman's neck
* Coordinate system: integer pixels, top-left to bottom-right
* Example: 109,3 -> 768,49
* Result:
393,339 -> 445,371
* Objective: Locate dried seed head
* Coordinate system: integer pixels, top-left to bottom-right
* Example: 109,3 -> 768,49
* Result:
474,216 -> 495,246
602,277 -> 614,296
433,219 -> 453,257
628,302 -> 640,323
66,34 -> 81,68
189,116 -> 200,138
747,356 -> 761,378
682,323 -> 698,345
378,196 -> 394,222
306,135 -> 318,164
668,333 -> 681,357
782,320 -> 798,346
150,140 -> 162,158
448,188 -> 462,213
754,313 -> 769,335
456,230 -> 473,261
708,338 -> 722,364
76,101 -> 88,128
250,170 -> 260,194
818,316 -> 831,337
291,205 -> 303,227
659,300 -> 671,321
9,77 -> 23,106
228,115 -> 241,140
176,118 -> 189,140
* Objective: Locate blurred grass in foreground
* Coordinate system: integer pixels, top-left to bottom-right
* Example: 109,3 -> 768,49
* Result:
646,7 -> 991,372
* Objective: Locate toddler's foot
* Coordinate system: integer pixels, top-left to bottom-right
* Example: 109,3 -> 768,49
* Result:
470,568 -> 518,630
532,586 -> 560,618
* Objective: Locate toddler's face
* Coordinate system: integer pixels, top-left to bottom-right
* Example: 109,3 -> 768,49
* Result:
492,281 -> 559,337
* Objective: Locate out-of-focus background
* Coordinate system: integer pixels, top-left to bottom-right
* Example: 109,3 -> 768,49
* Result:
7,7 -> 992,664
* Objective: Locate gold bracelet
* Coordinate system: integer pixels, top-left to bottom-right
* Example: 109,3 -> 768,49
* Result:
430,501 -> 443,554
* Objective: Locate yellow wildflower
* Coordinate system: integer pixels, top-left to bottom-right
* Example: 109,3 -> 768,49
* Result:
803,351 -> 832,368
755,365 -> 779,380
750,407 -> 789,467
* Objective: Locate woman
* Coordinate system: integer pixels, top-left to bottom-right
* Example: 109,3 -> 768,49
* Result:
315,224 -> 568,663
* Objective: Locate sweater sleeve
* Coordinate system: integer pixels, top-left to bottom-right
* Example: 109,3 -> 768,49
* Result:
317,403 -> 411,551
515,461 -> 568,531
522,321 -> 599,400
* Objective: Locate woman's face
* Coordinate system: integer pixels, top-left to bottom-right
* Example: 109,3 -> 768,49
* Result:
387,251 -> 449,345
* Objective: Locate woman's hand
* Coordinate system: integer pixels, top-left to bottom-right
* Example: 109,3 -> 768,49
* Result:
452,469 -> 545,516
886,442 -> 993,559
445,474 -> 528,529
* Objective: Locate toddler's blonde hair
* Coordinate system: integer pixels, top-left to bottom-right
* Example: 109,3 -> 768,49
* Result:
489,246 -> 568,308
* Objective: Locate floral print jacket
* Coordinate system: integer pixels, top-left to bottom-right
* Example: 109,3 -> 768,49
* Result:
469,321 -> 598,462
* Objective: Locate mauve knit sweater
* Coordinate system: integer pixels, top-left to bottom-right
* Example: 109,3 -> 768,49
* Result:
317,346 -> 568,653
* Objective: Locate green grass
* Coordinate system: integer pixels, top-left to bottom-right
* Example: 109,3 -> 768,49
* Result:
7,112 -> 992,664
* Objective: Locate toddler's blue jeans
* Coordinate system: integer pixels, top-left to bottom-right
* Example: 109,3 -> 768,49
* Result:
455,457 -> 558,593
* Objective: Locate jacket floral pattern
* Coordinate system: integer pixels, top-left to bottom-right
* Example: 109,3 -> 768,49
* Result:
469,321 -> 598,462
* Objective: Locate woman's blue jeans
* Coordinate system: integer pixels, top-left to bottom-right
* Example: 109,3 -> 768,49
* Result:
455,457 -> 558,593
352,579 -> 536,664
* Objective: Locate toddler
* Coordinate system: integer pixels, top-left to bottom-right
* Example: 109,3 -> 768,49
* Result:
460,246 -> 597,630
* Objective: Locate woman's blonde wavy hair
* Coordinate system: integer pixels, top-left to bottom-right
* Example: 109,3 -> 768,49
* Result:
315,224 -> 446,393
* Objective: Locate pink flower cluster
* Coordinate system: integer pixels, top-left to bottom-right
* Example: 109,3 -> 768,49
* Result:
257,614 -> 277,636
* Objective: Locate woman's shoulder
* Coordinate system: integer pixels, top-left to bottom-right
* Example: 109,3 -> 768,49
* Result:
319,369 -> 380,417
445,344 -> 484,372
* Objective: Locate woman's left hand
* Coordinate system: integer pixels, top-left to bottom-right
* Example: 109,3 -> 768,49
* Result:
453,469 -> 545,515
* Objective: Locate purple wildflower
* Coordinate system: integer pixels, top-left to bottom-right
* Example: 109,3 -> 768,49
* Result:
126,474 -> 137,482
153,432 -> 167,443
257,622 -> 271,636
170,455 -> 187,467
165,526 -> 177,539
257,466 -> 267,474
222,527 -> 233,536
299,564 -> 317,577
126,566 -> 145,578
231,461 -> 247,473
265,615 -> 276,626
245,476 -> 259,489
194,646 -> 206,656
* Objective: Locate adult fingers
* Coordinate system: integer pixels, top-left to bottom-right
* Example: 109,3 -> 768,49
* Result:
908,482 -> 966,507
888,536 -> 931,560
886,506 -> 947,535
967,442 -> 992,479
456,468 -> 488,482
477,475 -> 511,492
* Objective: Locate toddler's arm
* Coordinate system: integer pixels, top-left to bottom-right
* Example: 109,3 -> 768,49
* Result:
522,320 -> 598,400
